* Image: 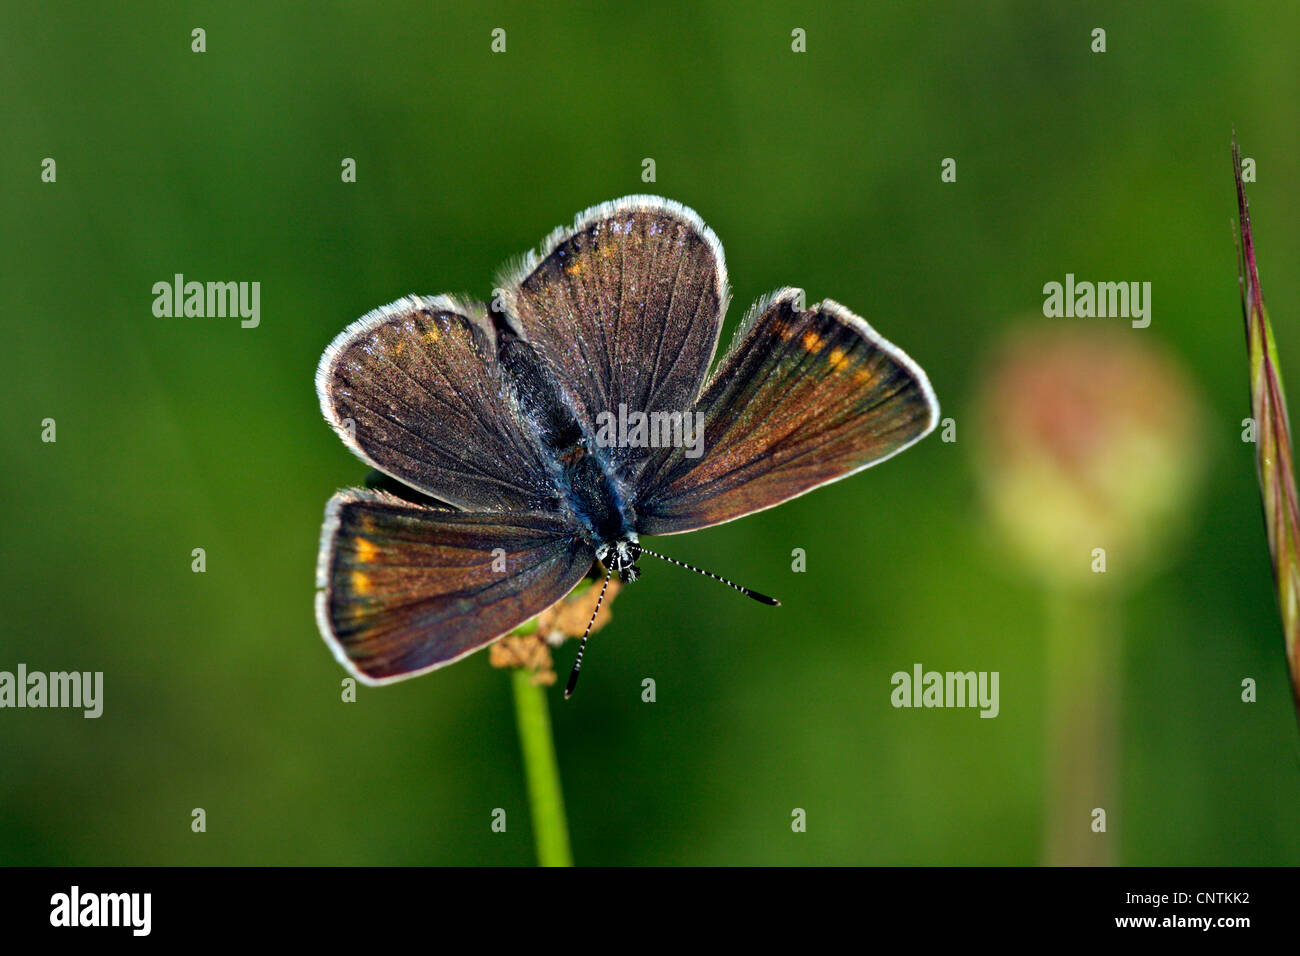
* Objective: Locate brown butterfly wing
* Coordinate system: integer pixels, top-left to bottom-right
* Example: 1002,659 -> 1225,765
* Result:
317,296 -> 559,513
498,196 -> 729,474
316,489 -> 592,684
635,290 -> 938,535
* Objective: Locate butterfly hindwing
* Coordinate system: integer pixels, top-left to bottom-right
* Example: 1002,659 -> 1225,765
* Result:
634,289 -> 939,535
316,489 -> 592,684
498,196 -> 728,473
317,295 -> 560,513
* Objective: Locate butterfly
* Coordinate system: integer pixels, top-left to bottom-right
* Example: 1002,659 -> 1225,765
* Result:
315,196 -> 938,695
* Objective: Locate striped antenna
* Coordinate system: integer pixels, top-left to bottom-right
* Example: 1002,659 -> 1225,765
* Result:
564,569 -> 612,699
636,547 -> 780,606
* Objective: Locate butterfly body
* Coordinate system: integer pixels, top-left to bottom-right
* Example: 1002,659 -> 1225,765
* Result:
316,196 -> 938,686
490,318 -> 639,558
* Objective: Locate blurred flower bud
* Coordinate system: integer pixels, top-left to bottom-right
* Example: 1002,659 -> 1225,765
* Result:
974,325 -> 1204,590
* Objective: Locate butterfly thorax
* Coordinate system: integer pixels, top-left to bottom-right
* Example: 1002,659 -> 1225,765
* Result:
549,430 -> 647,582
548,419 -> 645,582
496,323 -> 639,553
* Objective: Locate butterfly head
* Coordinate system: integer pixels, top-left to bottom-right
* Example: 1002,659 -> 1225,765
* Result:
597,537 -> 642,583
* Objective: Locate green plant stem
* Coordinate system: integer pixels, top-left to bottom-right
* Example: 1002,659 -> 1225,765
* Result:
1043,588 -> 1119,866
510,669 -> 573,866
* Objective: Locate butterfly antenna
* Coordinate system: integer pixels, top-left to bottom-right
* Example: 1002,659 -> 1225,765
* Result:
564,569 -> 612,699
636,547 -> 780,606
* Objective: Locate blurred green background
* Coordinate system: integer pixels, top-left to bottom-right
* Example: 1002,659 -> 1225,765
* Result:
3,0 -> 1299,865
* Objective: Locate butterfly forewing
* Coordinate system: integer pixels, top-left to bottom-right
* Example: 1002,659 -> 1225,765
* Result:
317,296 -> 559,513
499,197 -> 728,473
635,290 -> 938,535
316,489 -> 591,683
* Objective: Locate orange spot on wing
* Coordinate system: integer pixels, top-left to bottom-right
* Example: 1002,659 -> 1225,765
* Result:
355,537 -> 378,563
351,571 -> 372,595
802,330 -> 824,353
828,347 -> 850,371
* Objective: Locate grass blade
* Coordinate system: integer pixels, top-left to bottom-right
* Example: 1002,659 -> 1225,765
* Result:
1234,135 -> 1300,722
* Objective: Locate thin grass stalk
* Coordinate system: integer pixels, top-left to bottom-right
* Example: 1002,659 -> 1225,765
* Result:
1234,136 -> 1300,722
510,669 -> 573,866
